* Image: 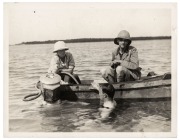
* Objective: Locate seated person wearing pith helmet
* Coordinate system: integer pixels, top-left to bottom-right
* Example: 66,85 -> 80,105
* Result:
48,41 -> 75,83
101,30 -> 141,83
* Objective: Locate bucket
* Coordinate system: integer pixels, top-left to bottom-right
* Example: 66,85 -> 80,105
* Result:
40,73 -> 61,102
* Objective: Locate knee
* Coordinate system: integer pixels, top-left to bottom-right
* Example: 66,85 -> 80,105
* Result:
116,66 -> 127,74
100,67 -> 111,77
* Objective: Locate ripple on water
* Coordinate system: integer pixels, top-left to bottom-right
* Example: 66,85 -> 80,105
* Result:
9,40 -> 171,132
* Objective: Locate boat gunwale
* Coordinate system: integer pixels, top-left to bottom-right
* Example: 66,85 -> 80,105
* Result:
59,79 -> 171,92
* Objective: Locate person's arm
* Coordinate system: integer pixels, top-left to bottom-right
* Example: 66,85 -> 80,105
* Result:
121,48 -> 139,69
109,52 -> 116,66
61,66 -> 74,73
61,53 -> 75,73
110,51 -> 122,67
48,55 -> 59,73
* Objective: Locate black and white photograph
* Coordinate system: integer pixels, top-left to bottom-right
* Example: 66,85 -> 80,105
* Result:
3,1 -> 177,138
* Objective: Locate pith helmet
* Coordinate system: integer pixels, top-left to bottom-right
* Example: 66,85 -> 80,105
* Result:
114,30 -> 132,45
53,41 -> 69,52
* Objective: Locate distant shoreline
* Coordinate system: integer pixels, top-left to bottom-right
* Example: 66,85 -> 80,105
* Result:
14,36 -> 171,45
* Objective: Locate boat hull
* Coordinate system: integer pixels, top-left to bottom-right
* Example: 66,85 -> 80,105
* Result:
114,86 -> 171,99
56,87 -> 171,100
38,74 -> 171,101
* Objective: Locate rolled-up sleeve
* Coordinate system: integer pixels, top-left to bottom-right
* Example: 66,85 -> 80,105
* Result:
109,50 -> 117,66
68,53 -> 75,67
121,48 -> 139,70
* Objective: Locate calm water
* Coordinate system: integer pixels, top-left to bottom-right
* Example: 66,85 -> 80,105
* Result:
9,40 -> 171,132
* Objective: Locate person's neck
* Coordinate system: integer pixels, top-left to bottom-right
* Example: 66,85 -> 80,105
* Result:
119,46 -> 128,53
59,55 -> 65,59
119,47 -> 125,54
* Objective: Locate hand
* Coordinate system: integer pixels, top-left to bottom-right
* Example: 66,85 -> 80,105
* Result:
113,60 -> 122,64
57,68 -> 63,73
110,60 -> 122,68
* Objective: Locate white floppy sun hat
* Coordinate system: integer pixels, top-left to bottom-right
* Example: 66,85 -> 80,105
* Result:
53,41 -> 69,53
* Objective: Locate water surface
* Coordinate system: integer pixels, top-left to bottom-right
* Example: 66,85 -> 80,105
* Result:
9,40 -> 171,132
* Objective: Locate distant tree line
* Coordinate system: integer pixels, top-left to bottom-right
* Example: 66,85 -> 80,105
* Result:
16,36 -> 171,45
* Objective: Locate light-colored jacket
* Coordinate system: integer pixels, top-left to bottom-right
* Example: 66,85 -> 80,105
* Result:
112,46 -> 141,78
112,46 -> 139,69
48,52 -> 75,73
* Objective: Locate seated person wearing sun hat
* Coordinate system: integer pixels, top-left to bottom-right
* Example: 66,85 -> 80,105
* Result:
48,41 -> 75,82
101,30 -> 141,83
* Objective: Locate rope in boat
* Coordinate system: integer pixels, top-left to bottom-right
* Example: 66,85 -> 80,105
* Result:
60,72 -> 80,84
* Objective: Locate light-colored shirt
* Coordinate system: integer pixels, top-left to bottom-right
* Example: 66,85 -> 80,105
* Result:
48,52 -> 75,73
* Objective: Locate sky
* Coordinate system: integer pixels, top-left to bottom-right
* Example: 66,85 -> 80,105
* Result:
4,2 -> 174,44
4,2 -> 173,44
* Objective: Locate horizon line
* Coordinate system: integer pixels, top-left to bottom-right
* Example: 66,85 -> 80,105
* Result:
12,36 -> 171,46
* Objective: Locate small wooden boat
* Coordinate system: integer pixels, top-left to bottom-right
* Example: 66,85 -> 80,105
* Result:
34,72 -> 171,102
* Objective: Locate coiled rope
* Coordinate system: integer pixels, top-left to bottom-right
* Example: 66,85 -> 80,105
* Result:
23,81 -> 42,101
